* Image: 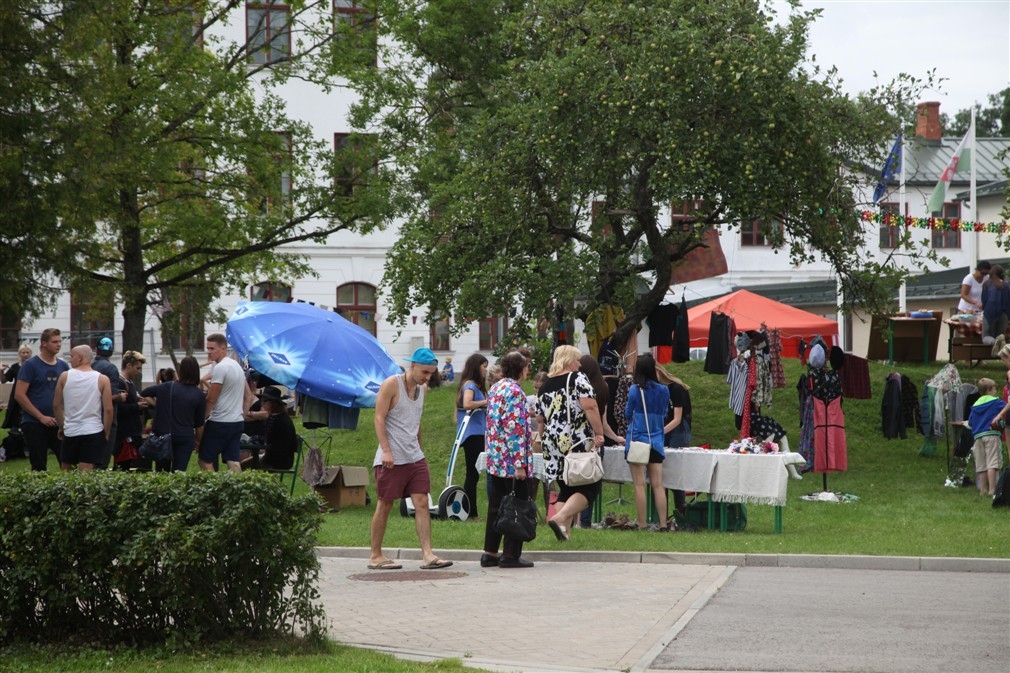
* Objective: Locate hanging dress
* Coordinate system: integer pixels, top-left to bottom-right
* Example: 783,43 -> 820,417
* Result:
810,368 -> 846,473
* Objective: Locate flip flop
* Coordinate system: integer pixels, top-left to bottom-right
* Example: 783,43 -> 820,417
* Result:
420,558 -> 453,570
367,559 -> 402,570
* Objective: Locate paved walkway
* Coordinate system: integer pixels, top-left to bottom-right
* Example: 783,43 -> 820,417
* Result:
316,548 -> 1010,673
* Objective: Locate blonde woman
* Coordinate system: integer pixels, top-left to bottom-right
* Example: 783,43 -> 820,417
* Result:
656,365 -> 692,518
536,345 -> 605,541
2,344 -> 33,433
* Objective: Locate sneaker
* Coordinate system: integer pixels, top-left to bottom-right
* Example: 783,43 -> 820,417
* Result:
993,334 -> 1006,357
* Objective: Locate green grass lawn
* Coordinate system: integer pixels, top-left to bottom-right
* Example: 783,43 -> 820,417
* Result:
0,641 -> 475,673
3,356 -> 1007,557
308,356 -> 1008,558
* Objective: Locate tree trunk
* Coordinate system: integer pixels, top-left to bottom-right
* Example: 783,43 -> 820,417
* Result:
119,188 -> 148,353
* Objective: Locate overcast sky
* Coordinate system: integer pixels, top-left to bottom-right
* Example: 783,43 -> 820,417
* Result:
771,0 -> 1010,119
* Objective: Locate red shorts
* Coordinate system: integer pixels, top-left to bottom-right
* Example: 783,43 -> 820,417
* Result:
374,459 -> 431,501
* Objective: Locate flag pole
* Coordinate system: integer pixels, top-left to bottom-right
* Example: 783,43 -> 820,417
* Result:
898,133 -> 907,312
971,106 -> 977,268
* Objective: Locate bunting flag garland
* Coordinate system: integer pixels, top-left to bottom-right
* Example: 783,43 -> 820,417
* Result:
860,210 -> 1010,234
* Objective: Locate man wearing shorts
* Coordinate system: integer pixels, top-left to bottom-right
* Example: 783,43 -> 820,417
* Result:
368,348 -> 453,571
53,345 -> 113,472
198,333 -> 252,472
15,328 -> 70,471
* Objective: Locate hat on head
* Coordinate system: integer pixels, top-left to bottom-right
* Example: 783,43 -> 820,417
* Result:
406,347 -> 438,366
257,386 -> 289,403
97,337 -> 114,355
808,344 -> 826,369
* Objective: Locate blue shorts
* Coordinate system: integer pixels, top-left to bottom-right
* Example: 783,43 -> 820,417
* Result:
199,420 -> 244,465
61,431 -> 106,466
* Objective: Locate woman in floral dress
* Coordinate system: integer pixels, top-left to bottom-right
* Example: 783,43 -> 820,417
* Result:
536,345 -> 606,541
482,351 -> 535,568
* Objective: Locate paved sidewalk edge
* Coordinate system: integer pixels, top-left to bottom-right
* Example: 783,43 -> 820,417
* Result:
630,565 -> 736,673
317,547 -> 1010,573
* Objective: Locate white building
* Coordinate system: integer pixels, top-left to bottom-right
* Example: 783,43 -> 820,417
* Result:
3,9 -> 1007,380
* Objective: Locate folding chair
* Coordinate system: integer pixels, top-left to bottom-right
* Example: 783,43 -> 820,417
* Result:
267,435 -> 305,496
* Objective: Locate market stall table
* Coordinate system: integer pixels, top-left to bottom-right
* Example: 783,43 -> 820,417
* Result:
602,448 -> 805,533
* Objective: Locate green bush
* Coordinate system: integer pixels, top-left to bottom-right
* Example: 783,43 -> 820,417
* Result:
0,470 -> 325,647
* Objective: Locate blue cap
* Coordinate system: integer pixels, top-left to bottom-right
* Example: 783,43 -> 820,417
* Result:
97,337 -> 114,355
405,347 -> 438,366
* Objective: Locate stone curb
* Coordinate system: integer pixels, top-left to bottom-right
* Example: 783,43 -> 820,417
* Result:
316,546 -> 1010,573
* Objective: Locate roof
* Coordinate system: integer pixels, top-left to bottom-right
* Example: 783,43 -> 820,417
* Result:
956,178 -> 1008,200
699,259 -> 1010,309
898,135 -> 1009,188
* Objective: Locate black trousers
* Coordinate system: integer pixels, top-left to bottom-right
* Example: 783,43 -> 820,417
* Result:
461,434 -> 484,517
21,422 -> 61,471
483,474 -> 532,560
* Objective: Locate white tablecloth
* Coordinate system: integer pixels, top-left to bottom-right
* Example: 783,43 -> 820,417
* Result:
602,448 -> 804,507
476,452 -> 547,482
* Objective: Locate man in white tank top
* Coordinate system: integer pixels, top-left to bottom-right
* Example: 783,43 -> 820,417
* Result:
368,348 -> 453,571
53,345 -> 113,472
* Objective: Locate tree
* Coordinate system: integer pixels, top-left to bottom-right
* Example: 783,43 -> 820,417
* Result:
943,88 -> 1010,138
346,0 -> 935,352
0,0 -> 391,351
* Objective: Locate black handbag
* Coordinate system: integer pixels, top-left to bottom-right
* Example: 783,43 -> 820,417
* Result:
140,383 -> 173,462
493,483 -> 537,542
139,433 -> 172,462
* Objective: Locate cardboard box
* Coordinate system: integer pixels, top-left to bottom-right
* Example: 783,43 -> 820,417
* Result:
314,465 -> 370,510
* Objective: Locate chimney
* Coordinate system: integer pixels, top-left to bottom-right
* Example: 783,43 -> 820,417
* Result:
914,101 -> 942,141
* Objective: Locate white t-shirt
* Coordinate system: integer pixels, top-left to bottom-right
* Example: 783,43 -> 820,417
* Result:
208,356 -> 245,423
957,272 -> 984,313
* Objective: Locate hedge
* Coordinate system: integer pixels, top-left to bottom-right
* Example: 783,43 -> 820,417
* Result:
0,470 -> 325,647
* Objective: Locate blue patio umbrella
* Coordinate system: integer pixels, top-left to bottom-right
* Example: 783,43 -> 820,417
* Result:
226,301 -> 400,408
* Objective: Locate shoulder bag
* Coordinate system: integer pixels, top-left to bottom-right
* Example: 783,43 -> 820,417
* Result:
561,373 -> 603,486
139,382 -> 173,462
493,480 -> 538,542
626,387 -> 652,464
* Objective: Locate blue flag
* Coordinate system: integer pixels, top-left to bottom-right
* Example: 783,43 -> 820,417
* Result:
872,134 -> 902,203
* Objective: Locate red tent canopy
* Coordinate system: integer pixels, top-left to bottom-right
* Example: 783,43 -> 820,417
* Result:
686,290 -> 838,358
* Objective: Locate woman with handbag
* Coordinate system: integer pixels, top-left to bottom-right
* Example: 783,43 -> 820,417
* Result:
481,350 -> 536,568
139,356 -> 206,472
456,353 -> 489,519
624,354 -> 671,531
536,345 -> 606,542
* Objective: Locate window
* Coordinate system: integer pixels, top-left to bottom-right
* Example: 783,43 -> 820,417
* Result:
671,199 -> 706,232
430,315 -> 450,352
740,219 -> 780,247
334,132 -> 377,197
878,202 -> 901,249
479,316 -> 508,351
0,305 -> 20,350
334,0 -> 377,67
250,282 -> 292,302
70,291 -> 114,349
931,202 -> 962,249
247,2 -> 291,65
336,282 -> 377,335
